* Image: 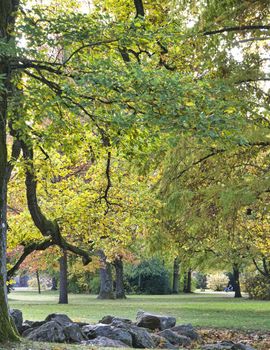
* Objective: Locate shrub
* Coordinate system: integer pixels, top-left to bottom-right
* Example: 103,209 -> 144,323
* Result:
125,259 -> 171,294
245,275 -> 270,300
207,273 -> 229,291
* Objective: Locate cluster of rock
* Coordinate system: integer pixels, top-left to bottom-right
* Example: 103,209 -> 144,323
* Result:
10,309 -> 255,350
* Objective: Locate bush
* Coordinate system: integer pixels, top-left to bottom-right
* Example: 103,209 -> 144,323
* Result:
245,275 -> 270,300
125,259 -> 171,294
207,273 -> 229,291
68,272 -> 99,294
194,272 -> 207,290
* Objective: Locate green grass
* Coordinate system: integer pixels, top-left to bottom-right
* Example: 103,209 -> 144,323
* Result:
8,290 -> 270,331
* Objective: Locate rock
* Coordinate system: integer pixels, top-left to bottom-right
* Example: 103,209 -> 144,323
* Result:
232,344 -> 256,350
26,320 -> 46,328
75,321 -> 89,328
63,322 -> 86,343
10,309 -> 23,333
20,322 -> 32,335
82,336 -> 130,347
109,318 -> 155,348
45,313 -> 73,326
82,324 -> 133,347
171,324 -> 200,340
136,311 -> 176,331
151,334 -> 177,349
22,327 -> 34,337
100,315 -> 133,325
129,325 -> 155,348
202,342 -> 235,350
26,321 -> 66,343
202,345 -> 227,350
158,329 -> 191,347
99,315 -> 114,324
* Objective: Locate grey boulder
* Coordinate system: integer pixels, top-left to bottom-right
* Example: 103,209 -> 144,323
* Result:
10,309 -> 23,333
82,324 -> 133,347
100,315 -> 133,325
63,322 -> 86,343
202,342 -> 255,350
151,334 -> 177,349
110,318 -> 155,348
171,324 -> 200,340
158,329 -> 191,347
136,311 -> 176,331
26,320 -> 66,343
83,336 -> 130,347
45,313 -> 73,326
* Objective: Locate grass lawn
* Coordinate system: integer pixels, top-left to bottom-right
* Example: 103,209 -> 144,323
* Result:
8,290 -> 270,331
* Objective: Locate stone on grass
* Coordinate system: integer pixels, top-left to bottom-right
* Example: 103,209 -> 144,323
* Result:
136,311 -> 176,331
109,318 -> 155,348
83,336 -> 130,347
171,324 -> 200,340
63,322 -> 86,343
26,320 -> 66,343
158,329 -> 191,346
10,309 -> 23,333
202,342 -> 254,350
45,313 -> 73,326
82,324 -> 133,347
129,325 -> 155,348
232,344 -> 256,350
151,334 -> 177,349
100,315 -> 133,325
20,322 -> 32,335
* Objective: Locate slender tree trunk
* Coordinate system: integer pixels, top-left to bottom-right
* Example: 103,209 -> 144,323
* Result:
183,269 -> 192,293
97,250 -> 115,299
114,256 -> 126,299
233,264 -> 242,298
59,250 -> 68,304
172,257 -> 180,294
36,270 -> 41,294
51,277 -> 58,291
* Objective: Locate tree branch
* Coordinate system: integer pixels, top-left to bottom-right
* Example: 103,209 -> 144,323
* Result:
204,25 -> 270,36
252,258 -> 267,277
7,240 -> 54,278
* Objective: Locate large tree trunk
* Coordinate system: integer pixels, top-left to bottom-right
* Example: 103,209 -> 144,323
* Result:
59,250 -> 68,304
51,277 -> 58,291
97,250 -> 115,299
233,264 -> 242,298
183,269 -> 192,293
0,0 -> 20,341
114,256 -> 126,299
172,257 -> 180,294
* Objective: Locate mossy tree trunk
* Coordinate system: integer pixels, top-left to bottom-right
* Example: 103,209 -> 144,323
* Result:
0,0 -> 20,342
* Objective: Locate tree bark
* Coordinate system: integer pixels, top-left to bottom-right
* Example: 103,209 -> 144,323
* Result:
51,277 -> 58,291
233,264 -> 242,298
114,256 -> 126,299
172,257 -> 180,294
0,0 -> 20,341
59,250 -> 68,304
183,269 -> 192,293
36,270 -> 41,294
97,250 -> 115,299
